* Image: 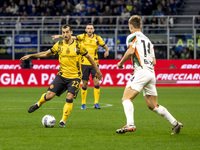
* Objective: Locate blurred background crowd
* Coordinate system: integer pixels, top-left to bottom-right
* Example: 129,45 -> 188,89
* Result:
0,0 -> 184,26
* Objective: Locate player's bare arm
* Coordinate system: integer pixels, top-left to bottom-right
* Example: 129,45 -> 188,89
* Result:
20,50 -> 52,60
52,35 -> 76,40
103,45 -> 109,58
153,57 -> 156,66
85,53 -> 102,80
117,47 -> 135,69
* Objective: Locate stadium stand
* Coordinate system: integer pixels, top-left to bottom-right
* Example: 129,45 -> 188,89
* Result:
1,0 -> 200,60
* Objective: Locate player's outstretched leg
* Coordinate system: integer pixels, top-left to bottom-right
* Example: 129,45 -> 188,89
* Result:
171,122 -> 183,135
28,93 -> 48,113
116,125 -> 136,134
28,104 -> 39,113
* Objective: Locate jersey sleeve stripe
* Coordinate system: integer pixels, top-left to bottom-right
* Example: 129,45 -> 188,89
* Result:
82,51 -> 88,56
128,36 -> 136,43
50,48 -> 54,53
101,44 -> 106,47
128,37 -> 137,48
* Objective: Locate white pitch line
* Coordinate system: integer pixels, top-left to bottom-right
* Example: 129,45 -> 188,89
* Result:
0,103 -> 113,111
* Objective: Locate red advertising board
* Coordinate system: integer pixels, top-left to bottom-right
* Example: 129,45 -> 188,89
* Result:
0,60 -> 200,87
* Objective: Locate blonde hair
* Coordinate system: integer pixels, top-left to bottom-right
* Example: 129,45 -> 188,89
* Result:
128,15 -> 142,29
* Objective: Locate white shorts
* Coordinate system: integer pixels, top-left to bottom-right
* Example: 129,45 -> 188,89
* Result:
126,68 -> 158,96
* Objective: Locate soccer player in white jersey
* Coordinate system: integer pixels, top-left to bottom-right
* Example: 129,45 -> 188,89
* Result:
116,15 -> 183,135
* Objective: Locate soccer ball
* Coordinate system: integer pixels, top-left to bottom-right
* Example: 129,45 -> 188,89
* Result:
42,115 -> 56,127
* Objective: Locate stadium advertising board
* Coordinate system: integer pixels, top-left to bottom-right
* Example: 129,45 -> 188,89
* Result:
0,60 -> 200,87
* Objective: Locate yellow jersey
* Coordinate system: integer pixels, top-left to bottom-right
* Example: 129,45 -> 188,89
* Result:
77,33 -> 105,65
51,40 -> 88,79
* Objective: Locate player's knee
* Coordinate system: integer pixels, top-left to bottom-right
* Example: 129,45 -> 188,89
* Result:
147,104 -> 156,110
66,92 -> 74,99
82,80 -> 88,87
46,91 -> 56,100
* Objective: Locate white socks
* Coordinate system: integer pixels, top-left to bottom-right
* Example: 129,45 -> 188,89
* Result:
122,99 -> 134,126
153,105 -> 177,126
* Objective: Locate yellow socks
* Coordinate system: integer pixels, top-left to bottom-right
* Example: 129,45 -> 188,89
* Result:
81,87 -> 87,105
37,93 -> 47,107
94,86 -> 100,104
61,99 -> 73,122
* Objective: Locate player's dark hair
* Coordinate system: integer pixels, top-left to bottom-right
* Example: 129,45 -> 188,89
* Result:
62,24 -> 72,31
86,23 -> 94,26
128,15 -> 142,29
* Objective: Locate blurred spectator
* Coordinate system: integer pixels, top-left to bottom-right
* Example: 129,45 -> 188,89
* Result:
30,7 -> 40,16
35,1 -> 41,14
170,50 -> 178,59
131,7 -> 140,15
78,6 -> 87,16
181,48 -> 191,59
98,1 -> 106,15
86,0 -> 94,10
161,0 -> 169,15
102,6 -> 112,23
112,8 -> 120,16
61,9 -> 70,16
57,1 -> 66,14
27,0 -> 33,15
126,0 -> 133,13
66,2 -> 74,15
133,0 -> 142,14
154,4 -> 165,16
5,8 -> 12,16
149,17 -> 158,33
142,1 -> 152,15
40,0 -> 47,13
94,1 -> 99,11
89,7 -> 98,16
76,0 -> 85,13
117,0 -> 124,13
82,18 -> 89,25
121,7 -> 130,19
110,0 -> 117,9
0,7 -> 4,16
158,15 -> 167,31
75,17 -> 83,28
155,49 -> 165,59
7,1 -> 19,15
45,7 -> 52,16
48,0 -> 57,15
2,2 -> 8,13
71,8 -> 79,16
168,0 -> 177,15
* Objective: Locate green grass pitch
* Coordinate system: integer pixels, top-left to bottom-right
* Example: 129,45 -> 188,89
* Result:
0,87 -> 200,150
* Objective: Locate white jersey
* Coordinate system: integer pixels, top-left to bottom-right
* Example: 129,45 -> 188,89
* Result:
126,31 -> 155,70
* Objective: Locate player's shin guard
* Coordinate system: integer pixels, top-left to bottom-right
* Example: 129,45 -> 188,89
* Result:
153,104 -> 177,126
61,99 -> 73,122
122,99 -> 134,126
94,86 -> 100,104
37,93 -> 47,107
81,87 -> 87,105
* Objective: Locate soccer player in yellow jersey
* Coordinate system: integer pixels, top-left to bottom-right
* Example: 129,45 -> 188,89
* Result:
52,23 -> 109,109
20,24 -> 102,128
